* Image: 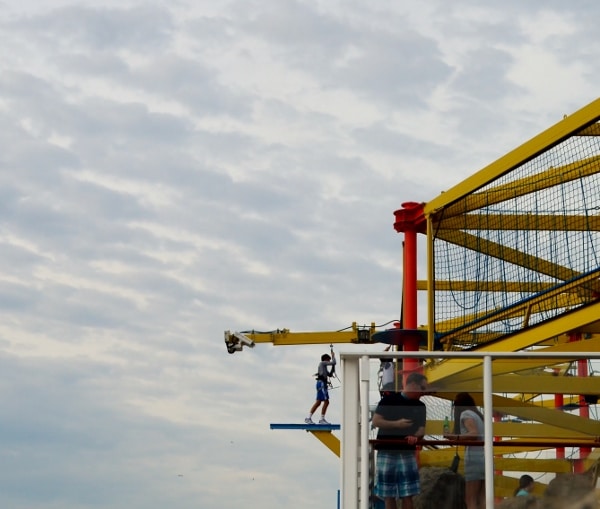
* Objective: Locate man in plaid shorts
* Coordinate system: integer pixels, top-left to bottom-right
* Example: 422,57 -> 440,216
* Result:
372,372 -> 428,509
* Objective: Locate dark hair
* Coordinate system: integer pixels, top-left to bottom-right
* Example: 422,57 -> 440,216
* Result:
405,372 -> 427,387
513,474 -> 534,496
321,354 -> 331,361
452,392 -> 484,434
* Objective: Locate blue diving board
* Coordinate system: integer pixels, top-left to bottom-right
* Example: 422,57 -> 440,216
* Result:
270,423 -> 340,431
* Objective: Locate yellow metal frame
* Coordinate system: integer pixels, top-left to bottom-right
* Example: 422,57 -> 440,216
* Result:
309,430 -> 340,457
421,98 -> 600,488
227,98 -> 600,488
424,98 -> 600,216
235,322 -> 376,346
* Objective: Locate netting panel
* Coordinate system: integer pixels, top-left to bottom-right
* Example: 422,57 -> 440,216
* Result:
433,125 -> 600,348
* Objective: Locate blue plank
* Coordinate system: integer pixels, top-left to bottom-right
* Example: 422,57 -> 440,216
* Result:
270,423 -> 340,431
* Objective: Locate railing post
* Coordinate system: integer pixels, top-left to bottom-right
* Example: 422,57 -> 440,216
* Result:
483,355 -> 495,508
341,356 -> 360,509
360,355 -> 370,509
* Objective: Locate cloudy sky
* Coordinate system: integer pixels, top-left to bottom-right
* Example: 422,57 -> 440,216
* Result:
1,1 -> 599,508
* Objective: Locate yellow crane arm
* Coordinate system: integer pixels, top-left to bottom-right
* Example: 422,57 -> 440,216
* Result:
224,322 -> 377,353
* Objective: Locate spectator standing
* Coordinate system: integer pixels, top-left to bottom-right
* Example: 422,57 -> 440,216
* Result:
444,392 -> 485,509
372,372 -> 429,509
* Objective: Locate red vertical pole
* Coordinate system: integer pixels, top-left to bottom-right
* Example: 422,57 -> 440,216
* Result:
576,357 -> 590,472
493,411 -> 503,504
394,202 -> 425,384
402,225 -> 420,378
555,385 -> 565,460
567,332 -> 590,473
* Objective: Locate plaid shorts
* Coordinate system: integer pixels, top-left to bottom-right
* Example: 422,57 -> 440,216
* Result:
374,450 -> 420,499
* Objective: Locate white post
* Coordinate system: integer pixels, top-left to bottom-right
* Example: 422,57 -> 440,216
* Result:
359,355 -> 370,509
342,356 -> 360,509
483,355 -> 494,508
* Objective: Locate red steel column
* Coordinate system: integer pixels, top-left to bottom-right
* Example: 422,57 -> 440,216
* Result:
576,356 -> 590,472
403,222 -> 419,378
567,332 -> 591,473
554,373 -> 565,459
394,202 -> 426,382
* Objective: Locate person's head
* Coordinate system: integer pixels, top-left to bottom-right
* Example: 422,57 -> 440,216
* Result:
512,475 -> 536,498
452,392 -> 484,433
403,372 -> 428,398
454,392 -> 476,408
321,353 -> 331,362
518,475 -> 534,492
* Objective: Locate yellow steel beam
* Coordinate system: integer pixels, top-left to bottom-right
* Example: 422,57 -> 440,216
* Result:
436,229 -> 593,287
443,331 -> 580,350
421,450 -> 573,470
438,154 -> 600,219
424,98 -> 600,216
447,331 -> 572,349
244,330 -> 357,345
491,422 -> 593,439
492,457 -> 573,474
310,431 -> 340,457
537,336 -> 573,347
430,419 -> 594,439
432,390 -> 584,414
431,357 -> 574,385
308,431 -> 340,457
444,373 -> 600,396
240,323 -> 376,346
418,279 -> 575,293
426,334 -> 600,385
445,331 -> 507,345
434,299 -> 573,338
477,445 -> 554,455
493,436 -> 600,447
483,395 -> 599,436
420,448 -> 460,467
437,213 -> 600,231
434,272 -> 600,344
520,395 -> 581,408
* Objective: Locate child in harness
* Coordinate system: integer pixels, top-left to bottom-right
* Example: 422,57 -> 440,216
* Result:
304,349 -> 336,424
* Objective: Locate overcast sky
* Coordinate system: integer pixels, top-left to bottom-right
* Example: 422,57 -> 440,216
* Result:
1,1 -> 599,508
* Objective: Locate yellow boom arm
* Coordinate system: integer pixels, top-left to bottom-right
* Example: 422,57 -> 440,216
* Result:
224,322 -> 377,353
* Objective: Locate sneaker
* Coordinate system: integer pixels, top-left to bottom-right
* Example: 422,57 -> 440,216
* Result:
318,418 -> 330,424
304,417 -> 314,424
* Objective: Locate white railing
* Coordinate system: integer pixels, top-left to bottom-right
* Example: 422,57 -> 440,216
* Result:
340,350 -> 600,509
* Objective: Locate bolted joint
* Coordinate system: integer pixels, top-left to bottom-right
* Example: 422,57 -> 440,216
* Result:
393,202 -> 426,233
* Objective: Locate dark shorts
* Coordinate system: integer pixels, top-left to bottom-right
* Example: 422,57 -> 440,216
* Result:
315,380 -> 329,401
374,450 -> 420,499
